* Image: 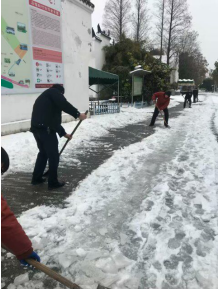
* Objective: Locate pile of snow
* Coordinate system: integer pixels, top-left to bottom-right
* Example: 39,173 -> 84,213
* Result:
7,94 -> 217,289
210,93 -> 218,132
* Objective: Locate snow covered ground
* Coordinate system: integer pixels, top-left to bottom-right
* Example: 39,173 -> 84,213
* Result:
2,94 -> 218,289
1,100 -> 178,174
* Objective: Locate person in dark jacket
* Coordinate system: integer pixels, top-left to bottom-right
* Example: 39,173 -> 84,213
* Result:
1,147 -> 40,266
193,87 -> 199,103
182,89 -> 192,108
149,91 -> 171,127
30,84 -> 87,190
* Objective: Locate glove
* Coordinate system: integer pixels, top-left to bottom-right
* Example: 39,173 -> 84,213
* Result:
20,251 -> 40,267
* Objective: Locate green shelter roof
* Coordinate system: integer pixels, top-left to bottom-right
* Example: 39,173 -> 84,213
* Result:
89,67 -> 119,86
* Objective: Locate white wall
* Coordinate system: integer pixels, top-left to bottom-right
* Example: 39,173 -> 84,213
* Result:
153,55 -> 179,84
62,0 -> 93,111
92,33 -> 110,70
89,32 -> 111,98
1,0 -> 93,135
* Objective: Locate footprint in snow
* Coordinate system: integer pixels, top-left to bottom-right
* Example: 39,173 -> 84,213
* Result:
163,254 -> 180,270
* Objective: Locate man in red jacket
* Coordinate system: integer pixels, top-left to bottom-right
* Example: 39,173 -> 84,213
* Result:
1,147 -> 40,266
149,91 -> 171,127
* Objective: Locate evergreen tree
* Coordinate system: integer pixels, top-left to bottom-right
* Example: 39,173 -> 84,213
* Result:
102,37 -> 171,102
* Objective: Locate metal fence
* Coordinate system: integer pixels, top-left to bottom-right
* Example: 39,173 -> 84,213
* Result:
120,103 -> 131,108
89,102 -> 120,115
120,102 -> 151,108
134,102 -> 149,109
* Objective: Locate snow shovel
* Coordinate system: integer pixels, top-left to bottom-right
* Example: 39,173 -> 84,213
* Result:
155,104 -> 170,128
26,258 -> 110,289
159,110 -> 170,128
43,110 -> 89,177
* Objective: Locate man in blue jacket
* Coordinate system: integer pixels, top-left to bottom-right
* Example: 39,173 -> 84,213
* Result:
31,84 -> 86,190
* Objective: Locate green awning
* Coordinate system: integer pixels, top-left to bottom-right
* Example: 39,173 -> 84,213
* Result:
89,67 -> 119,86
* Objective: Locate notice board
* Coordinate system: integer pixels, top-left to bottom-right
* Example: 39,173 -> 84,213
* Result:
133,76 -> 143,96
1,0 -> 63,94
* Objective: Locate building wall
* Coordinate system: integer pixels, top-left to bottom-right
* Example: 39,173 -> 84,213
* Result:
92,34 -> 110,70
89,32 -> 111,98
170,65 -> 179,84
153,55 -> 179,84
1,0 -> 93,135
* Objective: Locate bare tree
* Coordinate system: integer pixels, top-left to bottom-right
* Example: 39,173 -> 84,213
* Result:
159,0 -> 165,62
165,0 -> 192,65
103,0 -> 131,42
132,0 -> 151,45
177,30 -> 199,55
155,0 -> 165,62
178,30 -> 208,85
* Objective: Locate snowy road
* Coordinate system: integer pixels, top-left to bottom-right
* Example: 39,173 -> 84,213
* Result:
2,94 -> 218,289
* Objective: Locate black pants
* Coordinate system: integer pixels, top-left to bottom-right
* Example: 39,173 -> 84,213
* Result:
193,95 -> 198,103
32,130 -> 59,186
150,107 -> 169,126
184,97 -> 192,108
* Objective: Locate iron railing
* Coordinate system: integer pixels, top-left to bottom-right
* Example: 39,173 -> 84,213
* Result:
89,102 -> 120,115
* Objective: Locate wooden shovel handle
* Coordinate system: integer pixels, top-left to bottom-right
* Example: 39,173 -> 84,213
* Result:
25,259 -> 82,289
43,110 -> 89,177
59,110 -> 89,156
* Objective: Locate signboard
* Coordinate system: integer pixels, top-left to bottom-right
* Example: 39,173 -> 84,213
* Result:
1,0 -> 63,94
133,76 -> 143,96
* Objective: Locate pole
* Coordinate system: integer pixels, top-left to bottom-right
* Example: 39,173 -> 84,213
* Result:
132,75 -> 134,106
118,79 -> 120,106
98,85 -> 99,106
142,76 -> 144,107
